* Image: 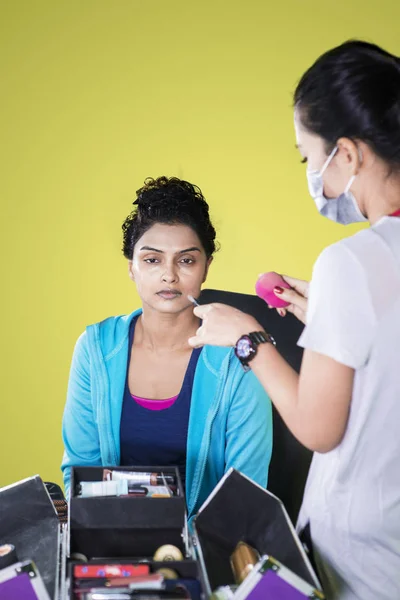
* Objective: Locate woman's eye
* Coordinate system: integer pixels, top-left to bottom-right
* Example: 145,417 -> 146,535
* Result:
144,258 -> 159,264
301,157 -> 308,164
180,258 -> 194,265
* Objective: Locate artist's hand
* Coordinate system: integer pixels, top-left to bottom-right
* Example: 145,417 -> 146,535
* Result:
188,303 -> 260,348
273,275 -> 309,324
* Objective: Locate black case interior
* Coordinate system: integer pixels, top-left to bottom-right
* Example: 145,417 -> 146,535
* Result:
69,466 -> 205,599
193,469 -> 319,593
69,466 -> 187,559
0,475 -> 59,599
69,558 -> 205,600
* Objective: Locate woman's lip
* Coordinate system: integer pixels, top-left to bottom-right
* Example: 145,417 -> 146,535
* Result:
156,291 -> 182,299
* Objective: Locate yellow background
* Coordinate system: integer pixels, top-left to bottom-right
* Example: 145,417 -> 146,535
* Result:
1,1 -> 399,489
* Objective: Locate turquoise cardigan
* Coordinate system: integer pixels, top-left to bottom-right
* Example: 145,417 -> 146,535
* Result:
61,310 -> 273,518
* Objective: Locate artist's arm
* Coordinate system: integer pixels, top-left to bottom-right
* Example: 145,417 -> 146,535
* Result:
189,245 -> 375,452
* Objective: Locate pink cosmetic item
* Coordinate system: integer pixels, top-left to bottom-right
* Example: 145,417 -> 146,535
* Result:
255,272 -> 291,308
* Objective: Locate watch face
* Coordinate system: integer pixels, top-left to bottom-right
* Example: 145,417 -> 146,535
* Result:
236,335 -> 253,359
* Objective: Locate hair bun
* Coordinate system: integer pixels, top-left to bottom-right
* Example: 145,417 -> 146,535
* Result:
122,176 -> 217,260
133,177 -> 208,218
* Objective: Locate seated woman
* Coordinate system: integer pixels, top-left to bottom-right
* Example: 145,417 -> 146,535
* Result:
61,176 -> 272,518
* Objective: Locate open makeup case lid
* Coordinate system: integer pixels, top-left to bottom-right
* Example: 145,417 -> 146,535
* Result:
192,469 -> 322,597
0,475 -> 60,599
232,555 -> 325,600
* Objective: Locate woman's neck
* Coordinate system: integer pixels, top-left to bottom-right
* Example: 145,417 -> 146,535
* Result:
364,172 -> 400,225
134,306 -> 199,352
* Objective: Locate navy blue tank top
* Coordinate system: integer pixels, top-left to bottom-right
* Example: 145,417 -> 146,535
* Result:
119,317 -> 202,489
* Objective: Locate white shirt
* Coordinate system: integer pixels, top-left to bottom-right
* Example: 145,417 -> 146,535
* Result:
297,216 -> 400,600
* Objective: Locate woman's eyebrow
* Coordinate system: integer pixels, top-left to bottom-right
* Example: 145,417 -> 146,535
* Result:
139,246 -> 163,252
139,246 -> 201,254
179,247 -> 201,254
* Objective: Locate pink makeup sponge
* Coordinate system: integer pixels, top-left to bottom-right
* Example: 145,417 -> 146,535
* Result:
255,272 -> 291,308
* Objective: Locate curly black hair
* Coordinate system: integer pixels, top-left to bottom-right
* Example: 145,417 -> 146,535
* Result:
122,176 -> 217,259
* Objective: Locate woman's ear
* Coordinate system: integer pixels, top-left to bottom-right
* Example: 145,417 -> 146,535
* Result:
202,256 -> 213,283
128,260 -> 135,282
336,137 -> 362,176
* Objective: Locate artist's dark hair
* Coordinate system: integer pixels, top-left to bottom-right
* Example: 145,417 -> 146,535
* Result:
122,176 -> 217,259
294,40 -> 400,169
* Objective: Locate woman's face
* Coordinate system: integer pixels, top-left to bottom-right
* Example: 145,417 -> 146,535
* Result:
294,108 -> 352,200
129,223 -> 212,314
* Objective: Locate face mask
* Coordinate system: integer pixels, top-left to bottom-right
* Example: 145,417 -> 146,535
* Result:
307,146 -> 367,224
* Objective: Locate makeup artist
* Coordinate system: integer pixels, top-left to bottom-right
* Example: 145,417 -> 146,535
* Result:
189,41 -> 400,599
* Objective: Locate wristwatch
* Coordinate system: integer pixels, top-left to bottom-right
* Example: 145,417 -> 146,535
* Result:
234,331 -> 276,371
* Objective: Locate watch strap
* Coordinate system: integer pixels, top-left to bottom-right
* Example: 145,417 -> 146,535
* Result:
248,331 -> 276,347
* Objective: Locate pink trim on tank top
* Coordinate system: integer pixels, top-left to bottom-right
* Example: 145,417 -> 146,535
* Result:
131,393 -> 179,411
